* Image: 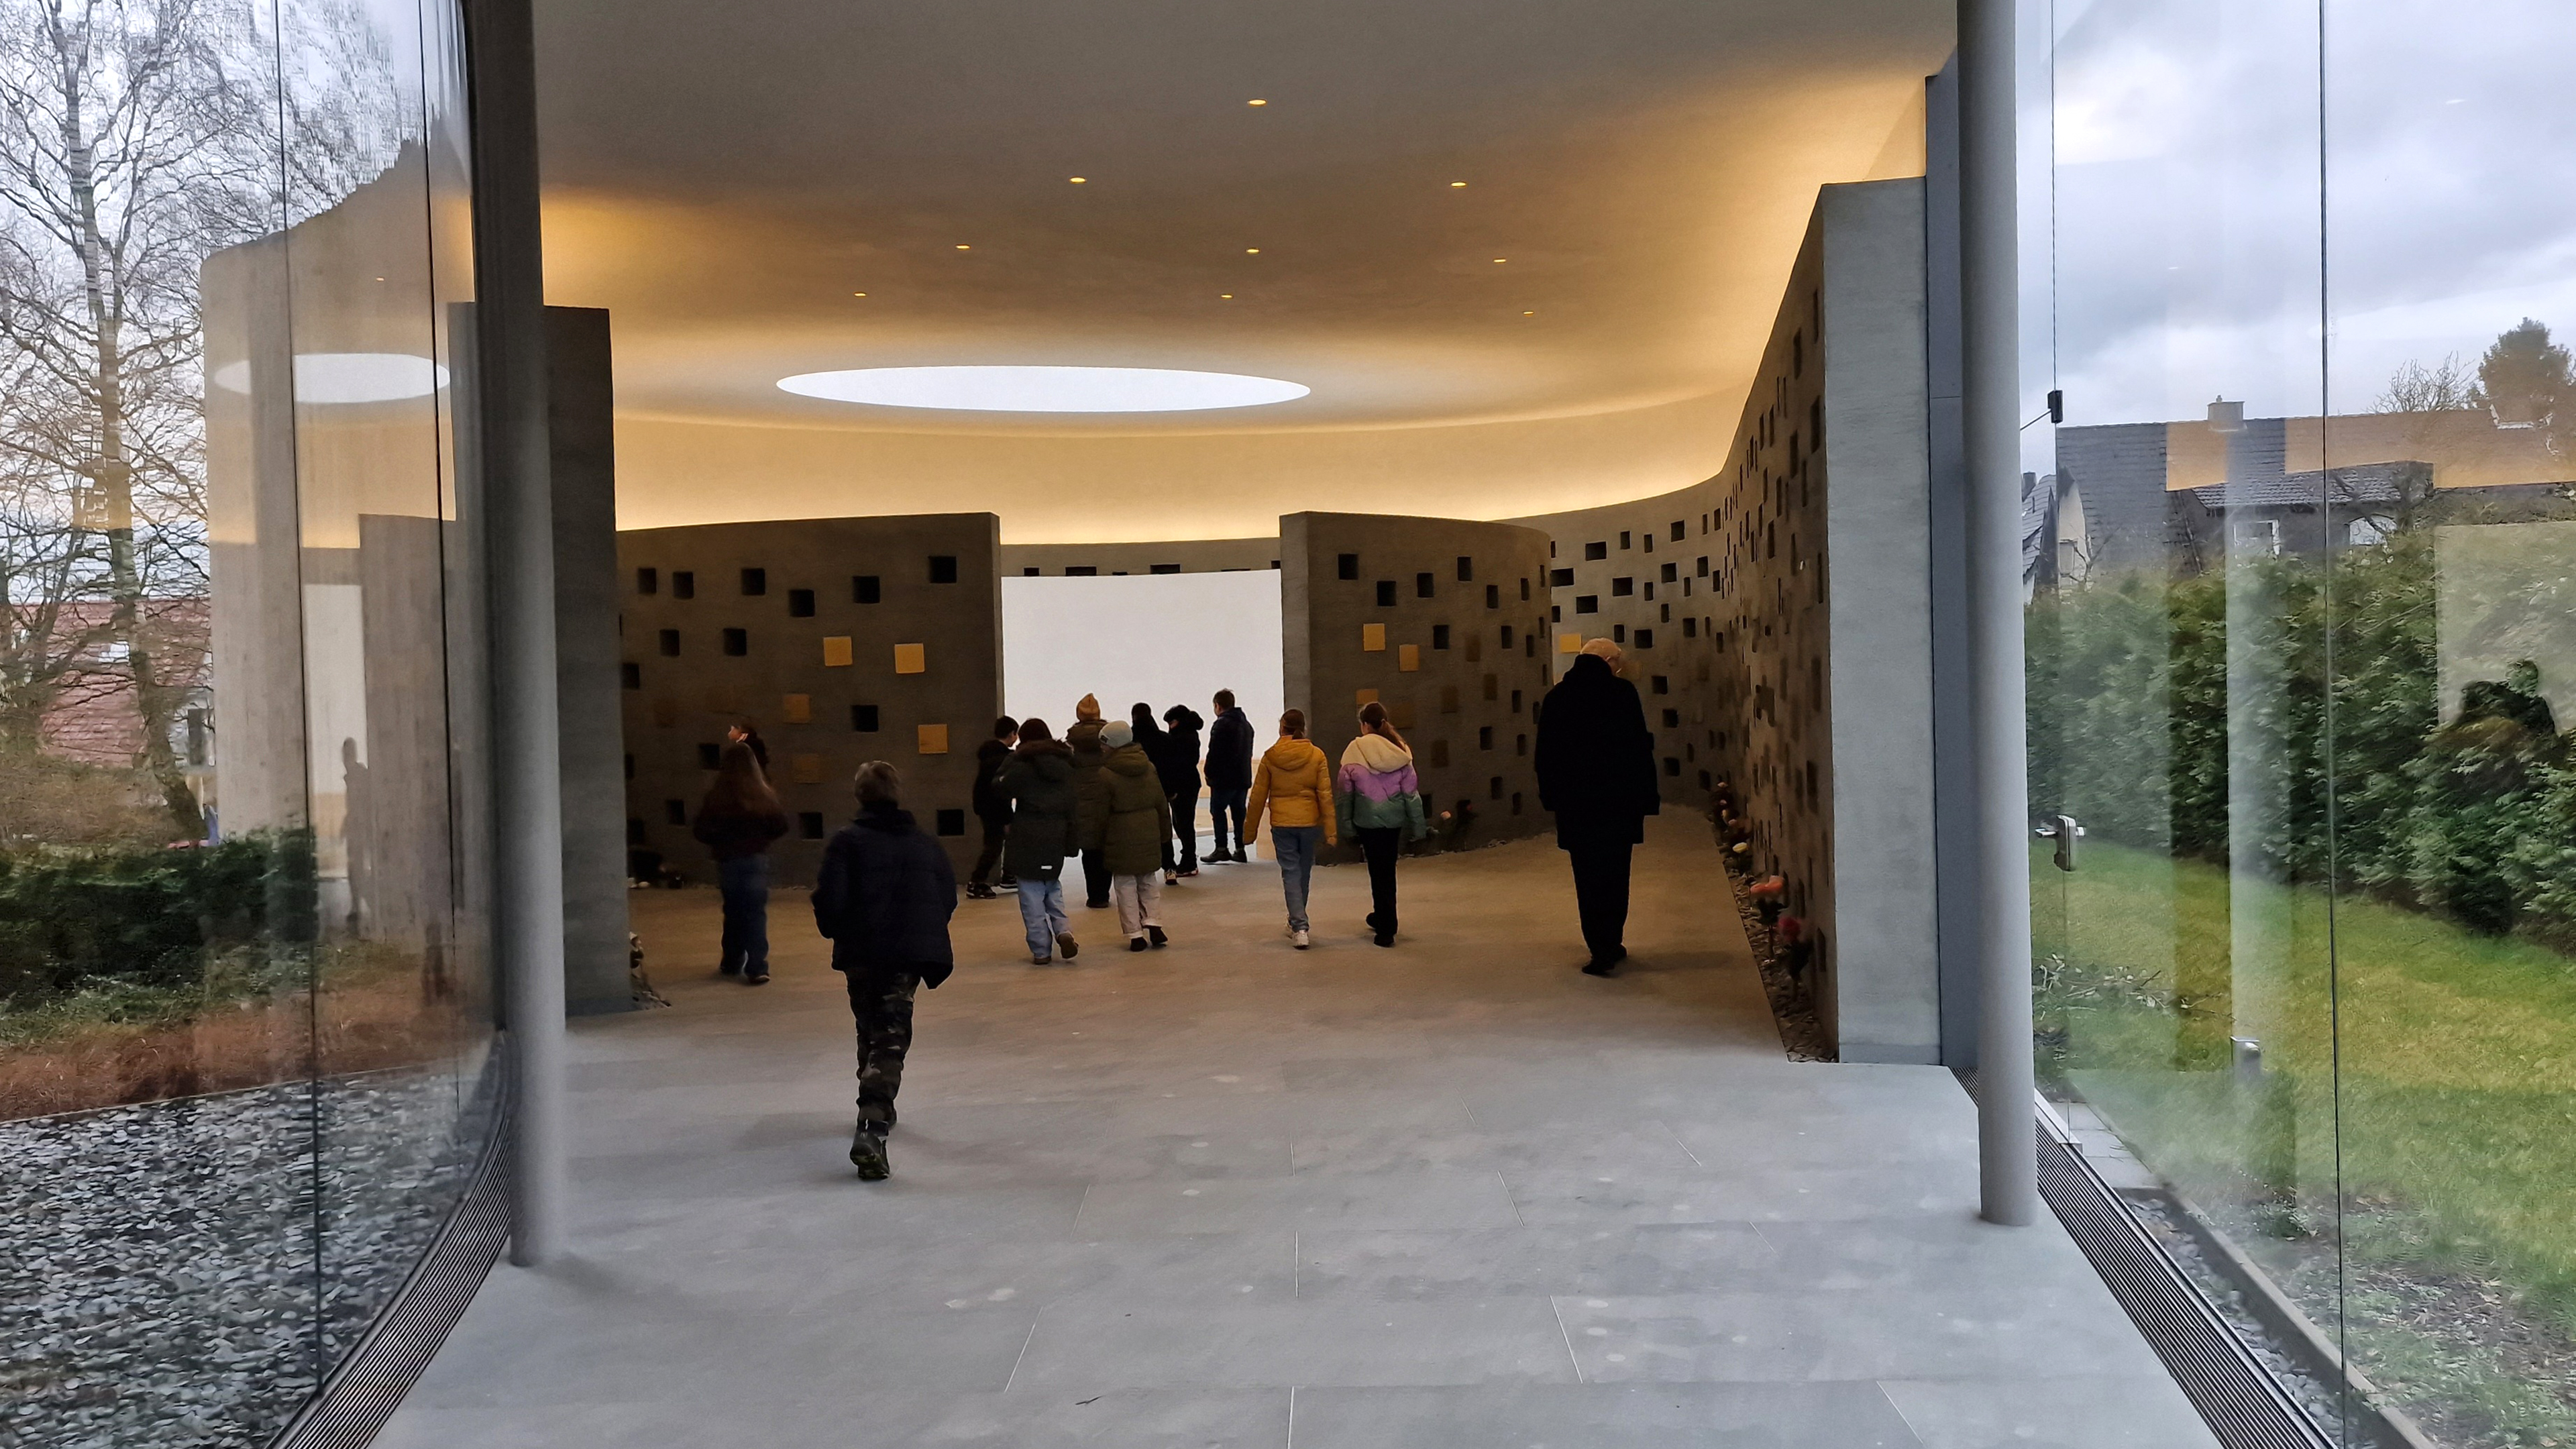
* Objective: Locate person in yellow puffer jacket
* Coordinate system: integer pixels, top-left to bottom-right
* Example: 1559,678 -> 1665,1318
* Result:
1243,708 -> 1334,949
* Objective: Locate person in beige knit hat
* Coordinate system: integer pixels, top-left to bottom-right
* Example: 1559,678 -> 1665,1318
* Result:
1065,694 -> 1111,908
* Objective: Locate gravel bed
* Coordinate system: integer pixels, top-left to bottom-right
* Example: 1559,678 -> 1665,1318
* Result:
2125,1191 -> 2363,1442
1725,869 -> 1831,1061
0,1069 -> 489,1449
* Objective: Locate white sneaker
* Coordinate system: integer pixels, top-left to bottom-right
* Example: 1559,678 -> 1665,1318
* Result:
1292,928 -> 1310,949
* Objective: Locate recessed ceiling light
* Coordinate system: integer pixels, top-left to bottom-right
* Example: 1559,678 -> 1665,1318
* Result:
1069,176 -> 1087,183
1450,182 -> 1466,189
778,365 -> 1310,414
1220,294 -> 1234,299
1246,248 -> 1260,254
1493,258 -> 1507,264
211,352 -> 447,403
955,244 -> 971,250
1247,99 -> 1266,106
853,292 -> 869,297
1523,311 -> 1536,316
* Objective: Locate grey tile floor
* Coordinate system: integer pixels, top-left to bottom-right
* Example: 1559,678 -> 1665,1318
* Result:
378,816 -> 2218,1448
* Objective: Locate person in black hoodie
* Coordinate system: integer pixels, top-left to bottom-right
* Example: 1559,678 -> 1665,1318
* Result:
812,761 -> 957,1180
1128,703 -> 1177,879
692,740 -> 791,983
1203,688 -> 1254,863
966,715 -> 1018,899
1534,639 -> 1661,976
1158,702 -> 1205,879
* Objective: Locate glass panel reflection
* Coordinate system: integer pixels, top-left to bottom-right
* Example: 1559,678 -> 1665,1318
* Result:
0,0 -> 492,1442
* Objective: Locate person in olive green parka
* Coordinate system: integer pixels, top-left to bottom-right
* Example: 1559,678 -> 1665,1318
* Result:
1083,721 -> 1173,951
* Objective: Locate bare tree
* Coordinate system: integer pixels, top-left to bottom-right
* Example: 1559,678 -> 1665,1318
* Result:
0,0 -> 289,834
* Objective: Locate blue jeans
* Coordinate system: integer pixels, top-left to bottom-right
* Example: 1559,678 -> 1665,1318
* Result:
718,855 -> 771,973
1271,824 -> 1321,931
1208,787 -> 1248,857
1016,876 -> 1068,959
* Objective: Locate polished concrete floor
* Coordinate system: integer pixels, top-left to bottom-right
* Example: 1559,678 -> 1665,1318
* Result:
380,817 -> 2218,1448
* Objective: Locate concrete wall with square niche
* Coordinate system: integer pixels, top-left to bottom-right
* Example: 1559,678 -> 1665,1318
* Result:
619,513 -> 1003,884
1280,512 -> 1555,859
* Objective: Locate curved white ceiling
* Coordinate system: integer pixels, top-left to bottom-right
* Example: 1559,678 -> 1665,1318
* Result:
532,0 -> 1951,530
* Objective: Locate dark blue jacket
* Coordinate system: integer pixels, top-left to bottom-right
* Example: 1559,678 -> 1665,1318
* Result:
1204,707 -> 1256,790
812,806 -> 957,985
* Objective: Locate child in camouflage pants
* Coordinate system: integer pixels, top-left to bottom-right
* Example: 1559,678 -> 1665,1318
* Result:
812,761 -> 957,1181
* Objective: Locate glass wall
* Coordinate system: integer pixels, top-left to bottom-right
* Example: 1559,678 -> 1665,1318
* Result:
2032,1 -> 2576,1444
0,1 -> 495,1445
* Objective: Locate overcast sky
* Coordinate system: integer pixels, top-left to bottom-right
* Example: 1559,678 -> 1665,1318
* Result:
2023,0 -> 2576,461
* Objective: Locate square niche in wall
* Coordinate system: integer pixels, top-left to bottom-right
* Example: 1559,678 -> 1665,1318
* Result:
696,742 -> 720,769
673,570 -> 696,599
722,628 -> 749,655
851,704 -> 881,732
741,568 -> 767,596
853,574 -> 882,604
935,808 -> 966,837
1376,581 -> 1397,607
928,555 -> 959,584
788,588 -> 816,617
799,812 -> 825,840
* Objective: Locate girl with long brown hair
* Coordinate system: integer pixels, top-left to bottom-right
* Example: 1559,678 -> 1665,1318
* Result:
692,739 -> 791,982
1335,701 -> 1429,947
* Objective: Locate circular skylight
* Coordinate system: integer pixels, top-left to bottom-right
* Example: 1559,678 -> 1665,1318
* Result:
777,365 -> 1310,413
210,352 -> 449,404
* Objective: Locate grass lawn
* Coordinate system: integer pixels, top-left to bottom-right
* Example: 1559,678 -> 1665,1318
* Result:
2037,841 -> 2576,1446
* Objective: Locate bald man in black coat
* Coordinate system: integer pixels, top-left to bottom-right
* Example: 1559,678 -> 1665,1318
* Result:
1534,639 -> 1661,975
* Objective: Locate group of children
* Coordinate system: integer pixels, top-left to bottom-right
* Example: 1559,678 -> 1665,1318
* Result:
965,694 -> 1434,959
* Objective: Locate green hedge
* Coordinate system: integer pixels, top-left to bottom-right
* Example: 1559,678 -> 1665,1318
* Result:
2030,532 -> 2576,949
0,830 -> 316,1006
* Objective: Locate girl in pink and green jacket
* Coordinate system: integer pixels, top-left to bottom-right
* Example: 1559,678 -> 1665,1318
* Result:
1335,702 -> 1430,948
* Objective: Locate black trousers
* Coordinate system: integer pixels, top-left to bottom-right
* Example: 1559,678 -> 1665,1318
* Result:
1566,839 -> 1634,961
1082,847 -> 1109,906
970,816 -> 1008,886
1167,789 -> 1199,871
1357,826 -> 1401,933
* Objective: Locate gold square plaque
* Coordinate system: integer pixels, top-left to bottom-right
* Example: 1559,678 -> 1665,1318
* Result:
1398,645 -> 1420,672
916,722 -> 949,754
782,693 -> 812,724
822,636 -> 853,667
1361,623 -> 1387,652
790,753 -> 824,784
894,643 -> 927,674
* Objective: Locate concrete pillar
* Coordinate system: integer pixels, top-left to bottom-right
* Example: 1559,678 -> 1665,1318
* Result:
548,307 -> 633,1017
466,0 -> 567,1267
1959,0 -> 2039,1227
